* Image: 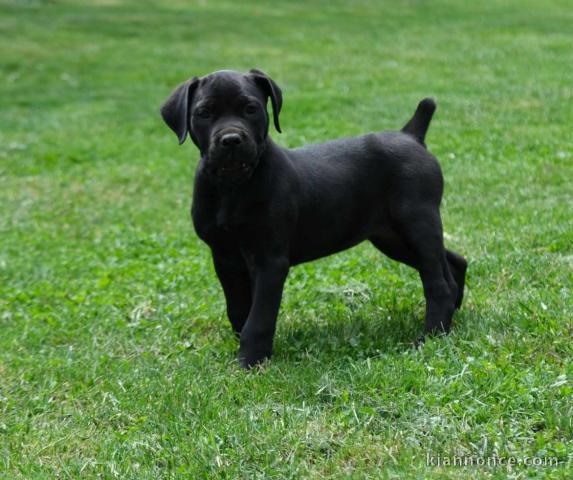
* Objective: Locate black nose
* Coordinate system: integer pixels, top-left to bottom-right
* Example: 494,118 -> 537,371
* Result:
221,133 -> 242,147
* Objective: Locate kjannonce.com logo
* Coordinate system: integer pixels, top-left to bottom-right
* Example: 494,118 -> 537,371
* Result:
426,453 -> 562,468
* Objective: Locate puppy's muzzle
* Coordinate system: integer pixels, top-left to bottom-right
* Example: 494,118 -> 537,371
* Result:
210,128 -> 256,180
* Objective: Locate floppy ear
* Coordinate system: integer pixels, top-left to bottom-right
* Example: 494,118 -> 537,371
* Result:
160,77 -> 199,145
249,69 -> 283,133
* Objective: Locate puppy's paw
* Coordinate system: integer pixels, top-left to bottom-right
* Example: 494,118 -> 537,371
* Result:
238,348 -> 272,370
417,325 -> 450,347
413,335 -> 426,349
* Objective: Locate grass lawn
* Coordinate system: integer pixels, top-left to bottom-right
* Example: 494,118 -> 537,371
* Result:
1,0 -> 572,477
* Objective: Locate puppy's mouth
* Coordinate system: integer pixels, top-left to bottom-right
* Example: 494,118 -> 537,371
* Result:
217,162 -> 252,177
207,140 -> 259,184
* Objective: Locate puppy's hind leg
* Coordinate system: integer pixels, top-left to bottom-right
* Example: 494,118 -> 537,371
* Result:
370,225 -> 456,335
370,229 -> 457,300
391,208 -> 457,335
369,232 -> 418,269
446,249 -> 467,309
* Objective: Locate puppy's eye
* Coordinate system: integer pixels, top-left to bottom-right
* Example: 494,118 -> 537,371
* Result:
245,104 -> 258,115
195,108 -> 211,119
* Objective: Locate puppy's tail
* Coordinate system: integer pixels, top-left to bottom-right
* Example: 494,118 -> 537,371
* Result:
401,98 -> 436,147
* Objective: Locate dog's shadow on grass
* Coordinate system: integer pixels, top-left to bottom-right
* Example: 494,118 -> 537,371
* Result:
274,304 -> 424,365
267,263 -> 432,365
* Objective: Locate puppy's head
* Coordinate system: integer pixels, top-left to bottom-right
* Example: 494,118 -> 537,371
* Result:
160,69 -> 282,185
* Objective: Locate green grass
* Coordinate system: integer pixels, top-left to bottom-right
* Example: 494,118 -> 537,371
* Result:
1,0 -> 572,477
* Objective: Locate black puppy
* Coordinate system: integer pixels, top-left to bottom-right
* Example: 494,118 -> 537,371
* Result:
160,69 -> 467,368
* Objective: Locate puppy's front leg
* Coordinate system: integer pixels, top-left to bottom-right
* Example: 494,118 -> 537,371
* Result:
212,249 -> 253,337
239,257 -> 289,369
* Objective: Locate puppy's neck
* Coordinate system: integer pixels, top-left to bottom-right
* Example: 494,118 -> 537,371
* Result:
260,136 -> 285,161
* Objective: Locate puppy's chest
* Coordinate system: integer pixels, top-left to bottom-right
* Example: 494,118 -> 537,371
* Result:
194,193 -> 265,241
215,200 -> 250,230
